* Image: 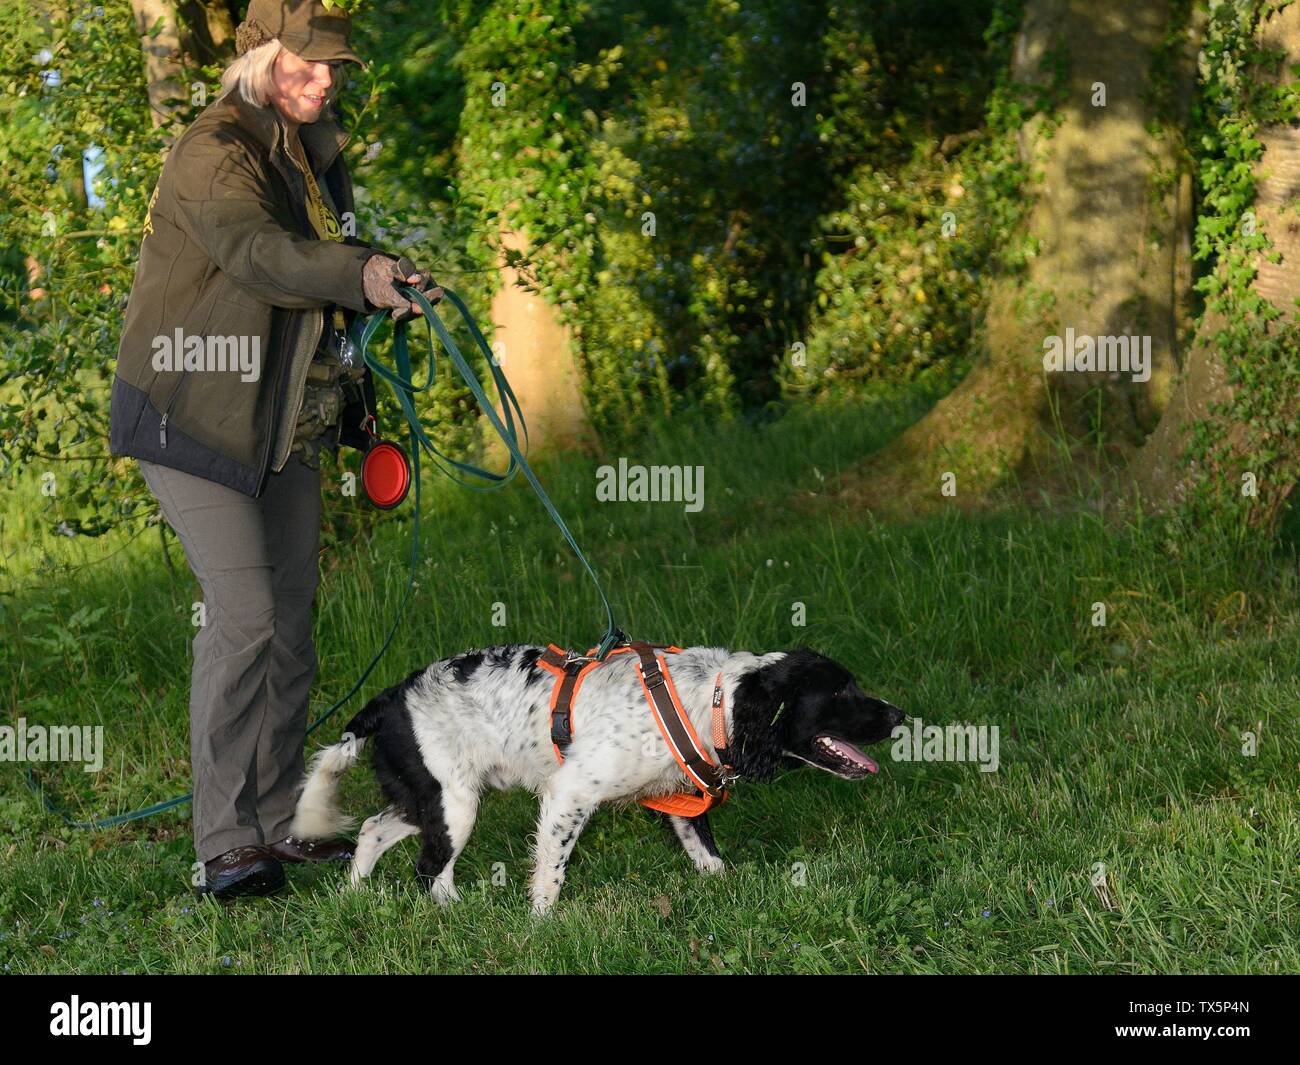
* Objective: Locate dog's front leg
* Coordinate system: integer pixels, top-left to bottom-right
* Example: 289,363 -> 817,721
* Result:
664,811 -> 725,875
530,780 -> 595,917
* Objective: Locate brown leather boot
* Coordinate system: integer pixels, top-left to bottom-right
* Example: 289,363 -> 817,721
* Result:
266,835 -> 355,864
195,845 -> 285,900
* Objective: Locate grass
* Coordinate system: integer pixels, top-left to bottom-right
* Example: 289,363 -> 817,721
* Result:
1,391 -> 1297,973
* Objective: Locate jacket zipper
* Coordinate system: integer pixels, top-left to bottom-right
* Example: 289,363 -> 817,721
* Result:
254,335 -> 286,494
158,373 -> 190,449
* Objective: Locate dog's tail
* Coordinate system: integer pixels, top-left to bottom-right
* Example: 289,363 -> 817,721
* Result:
291,739 -> 362,839
290,675 -> 414,840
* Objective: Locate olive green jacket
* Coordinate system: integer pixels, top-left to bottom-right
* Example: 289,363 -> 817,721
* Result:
109,92 -> 389,496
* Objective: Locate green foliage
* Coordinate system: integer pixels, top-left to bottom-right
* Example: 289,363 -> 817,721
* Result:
361,0 -> 1030,441
0,1 -> 173,534
1180,0 -> 1300,535
441,0 -> 798,433
791,0 -> 1048,401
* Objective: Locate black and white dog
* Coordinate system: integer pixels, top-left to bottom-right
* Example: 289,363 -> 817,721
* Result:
292,643 -> 903,915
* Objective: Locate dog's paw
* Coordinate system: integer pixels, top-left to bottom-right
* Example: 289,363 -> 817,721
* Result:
429,879 -> 460,906
696,854 -> 725,876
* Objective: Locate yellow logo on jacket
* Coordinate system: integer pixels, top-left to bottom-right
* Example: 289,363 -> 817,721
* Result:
142,184 -> 160,238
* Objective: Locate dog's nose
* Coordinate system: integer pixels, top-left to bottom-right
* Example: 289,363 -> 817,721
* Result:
885,703 -> 905,728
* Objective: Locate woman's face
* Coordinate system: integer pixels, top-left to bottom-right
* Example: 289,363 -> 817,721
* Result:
269,48 -> 335,125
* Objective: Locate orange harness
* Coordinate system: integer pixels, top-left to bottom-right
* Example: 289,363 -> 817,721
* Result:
536,640 -> 734,818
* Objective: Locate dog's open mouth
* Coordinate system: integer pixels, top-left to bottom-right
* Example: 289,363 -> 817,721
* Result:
813,734 -> 879,778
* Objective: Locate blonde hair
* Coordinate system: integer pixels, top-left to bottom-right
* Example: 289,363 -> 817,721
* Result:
218,39 -> 283,105
217,40 -> 345,109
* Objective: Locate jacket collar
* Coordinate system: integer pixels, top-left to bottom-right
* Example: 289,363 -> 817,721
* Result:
222,93 -> 350,175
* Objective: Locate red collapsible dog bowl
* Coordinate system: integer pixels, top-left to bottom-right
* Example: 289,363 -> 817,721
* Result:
361,415 -> 411,509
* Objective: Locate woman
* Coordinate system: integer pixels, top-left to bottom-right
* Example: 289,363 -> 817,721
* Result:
108,0 -> 439,899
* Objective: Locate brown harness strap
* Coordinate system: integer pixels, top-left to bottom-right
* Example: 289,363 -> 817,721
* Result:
535,643 -> 605,761
628,640 -> 726,800
540,640 -> 733,816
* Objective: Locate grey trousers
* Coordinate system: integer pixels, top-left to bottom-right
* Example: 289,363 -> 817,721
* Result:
138,457 -> 321,864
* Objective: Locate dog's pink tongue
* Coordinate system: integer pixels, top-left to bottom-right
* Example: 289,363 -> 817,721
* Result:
828,739 -> 878,773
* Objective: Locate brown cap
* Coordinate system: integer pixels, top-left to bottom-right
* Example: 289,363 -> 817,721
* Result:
235,0 -> 366,67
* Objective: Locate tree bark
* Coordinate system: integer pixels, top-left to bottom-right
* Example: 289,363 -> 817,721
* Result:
839,0 -> 1196,511
132,0 -> 234,140
176,0 -> 237,67
480,205 -> 597,468
130,0 -> 187,134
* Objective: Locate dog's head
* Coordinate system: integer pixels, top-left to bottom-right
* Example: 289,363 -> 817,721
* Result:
731,647 -> 904,781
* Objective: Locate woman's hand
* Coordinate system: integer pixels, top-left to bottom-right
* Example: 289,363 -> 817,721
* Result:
362,255 -> 444,321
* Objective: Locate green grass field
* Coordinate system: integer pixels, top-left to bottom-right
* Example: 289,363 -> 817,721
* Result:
2,396 -> 1297,974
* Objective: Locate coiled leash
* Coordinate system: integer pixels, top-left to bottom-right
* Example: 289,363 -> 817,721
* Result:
26,283 -> 631,829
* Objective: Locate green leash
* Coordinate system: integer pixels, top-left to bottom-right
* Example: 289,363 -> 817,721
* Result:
26,284 -> 628,830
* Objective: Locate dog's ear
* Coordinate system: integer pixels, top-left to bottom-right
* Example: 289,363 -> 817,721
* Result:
730,648 -> 821,779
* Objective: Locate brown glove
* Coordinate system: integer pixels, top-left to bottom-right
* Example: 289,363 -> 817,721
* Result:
362,254 -> 443,321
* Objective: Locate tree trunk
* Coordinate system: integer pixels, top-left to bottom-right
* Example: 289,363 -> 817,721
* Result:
131,0 -> 187,134
132,0 -> 234,139
480,206 -> 597,468
176,0 -> 237,67
840,0 -> 1195,511
1134,2 -> 1300,526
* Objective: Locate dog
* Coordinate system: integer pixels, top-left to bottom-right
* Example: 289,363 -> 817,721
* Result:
291,643 -> 904,915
